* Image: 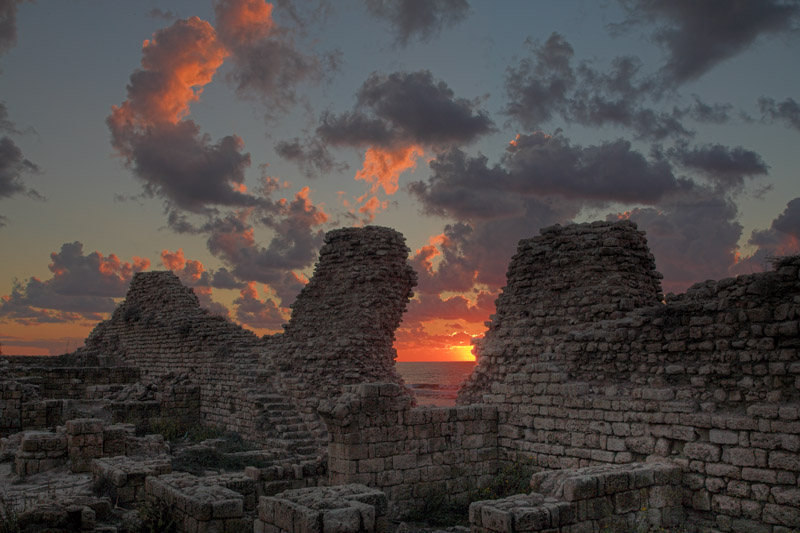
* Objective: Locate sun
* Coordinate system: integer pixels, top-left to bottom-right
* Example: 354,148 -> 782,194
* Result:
449,344 -> 475,362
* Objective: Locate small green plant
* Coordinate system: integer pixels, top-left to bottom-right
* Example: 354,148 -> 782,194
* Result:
0,496 -> 21,533
404,459 -> 535,527
131,499 -> 177,533
139,419 -> 226,443
172,447 -> 270,475
469,458 -> 535,502
403,491 -> 470,527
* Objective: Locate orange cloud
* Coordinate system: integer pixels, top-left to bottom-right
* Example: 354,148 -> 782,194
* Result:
109,16 -> 228,131
394,325 -> 480,362
161,248 -> 187,270
95,253 -> 150,279
214,0 -> 274,46
355,144 -> 424,195
290,186 -> 329,226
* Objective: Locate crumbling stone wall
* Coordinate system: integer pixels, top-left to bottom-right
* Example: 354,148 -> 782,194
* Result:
458,221 -> 800,531
320,382 -> 499,515
47,225 -> 416,454
266,227 -> 417,431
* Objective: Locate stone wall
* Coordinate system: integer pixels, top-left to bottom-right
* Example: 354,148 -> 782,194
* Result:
54,225 -> 416,455
457,220 -> 800,531
320,382 -> 498,515
471,462 -> 684,532
267,226 -> 417,437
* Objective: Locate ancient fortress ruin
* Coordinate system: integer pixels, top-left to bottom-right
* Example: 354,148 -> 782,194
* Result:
2,221 -> 799,532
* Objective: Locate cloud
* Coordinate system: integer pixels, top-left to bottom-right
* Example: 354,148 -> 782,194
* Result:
147,8 -> 177,21
504,33 -> 697,140
394,324 -> 477,361
198,187 -> 326,306
619,188 -> 743,293
614,0 -> 800,84
735,198 -> 800,272
364,0 -> 470,46
213,0 -> 330,114
411,132 -> 691,218
312,69 -> 493,217
233,281 -> 287,330
318,70 -> 494,149
759,97 -> 800,132
356,144 -> 424,196
0,242 -> 150,325
0,135 -> 39,200
504,32 -> 757,140
274,136 -> 346,178
107,16 -> 270,215
667,141 -> 768,191
403,291 -> 495,327
0,0 -> 29,54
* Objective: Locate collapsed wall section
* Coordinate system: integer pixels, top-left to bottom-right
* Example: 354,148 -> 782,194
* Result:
456,220 -> 800,531
265,226 -> 417,424
459,220 -> 663,403
47,225 -> 416,454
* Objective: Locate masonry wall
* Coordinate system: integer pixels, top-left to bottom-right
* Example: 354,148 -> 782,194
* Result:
457,221 -> 800,531
320,383 -> 498,515
64,226 -> 415,456
267,226 -> 417,435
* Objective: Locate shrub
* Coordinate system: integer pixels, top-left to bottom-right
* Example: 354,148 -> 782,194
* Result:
469,458 -> 535,502
0,496 -> 21,533
404,459 -> 536,527
130,499 -> 177,533
171,447 -> 270,476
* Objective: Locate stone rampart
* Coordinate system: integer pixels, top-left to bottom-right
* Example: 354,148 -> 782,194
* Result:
471,462 -> 683,532
13,225 -> 417,457
267,226 -> 417,438
319,382 -> 498,515
457,220 -> 800,531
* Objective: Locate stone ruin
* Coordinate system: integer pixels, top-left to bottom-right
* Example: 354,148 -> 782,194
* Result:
1,221 -> 799,532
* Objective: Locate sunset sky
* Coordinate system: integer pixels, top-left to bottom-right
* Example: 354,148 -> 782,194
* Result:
1,0 -> 799,361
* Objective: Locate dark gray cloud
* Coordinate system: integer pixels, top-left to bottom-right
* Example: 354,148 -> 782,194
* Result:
0,134 -> 41,226
759,97 -> 800,132
411,132 -> 691,218
364,0 -> 470,46
667,141 -> 768,191
285,69 -> 493,176
193,189 -> 326,307
0,242 -> 150,325
687,97 -> 735,124
319,70 -> 494,148
109,119 -> 257,215
0,0 -> 28,54
0,136 -> 38,200
146,8 -> 176,21
620,188 -> 743,293
211,267 -> 244,290
615,0 -> 800,84
749,197 -> 800,247
107,16 -> 270,216
213,0 -> 334,116
732,198 -> 800,274
233,284 -> 287,330
504,33 -> 694,140
0,101 -> 18,133
274,136 -> 346,178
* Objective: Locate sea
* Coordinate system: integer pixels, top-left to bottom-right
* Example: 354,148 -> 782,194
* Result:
395,361 -> 476,407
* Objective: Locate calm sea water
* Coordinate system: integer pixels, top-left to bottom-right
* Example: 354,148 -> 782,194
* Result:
395,361 -> 476,407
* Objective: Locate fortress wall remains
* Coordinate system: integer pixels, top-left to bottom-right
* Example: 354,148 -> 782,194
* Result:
266,227 -> 417,421
456,221 -> 800,530
319,382 -> 499,516
25,226 -> 418,455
